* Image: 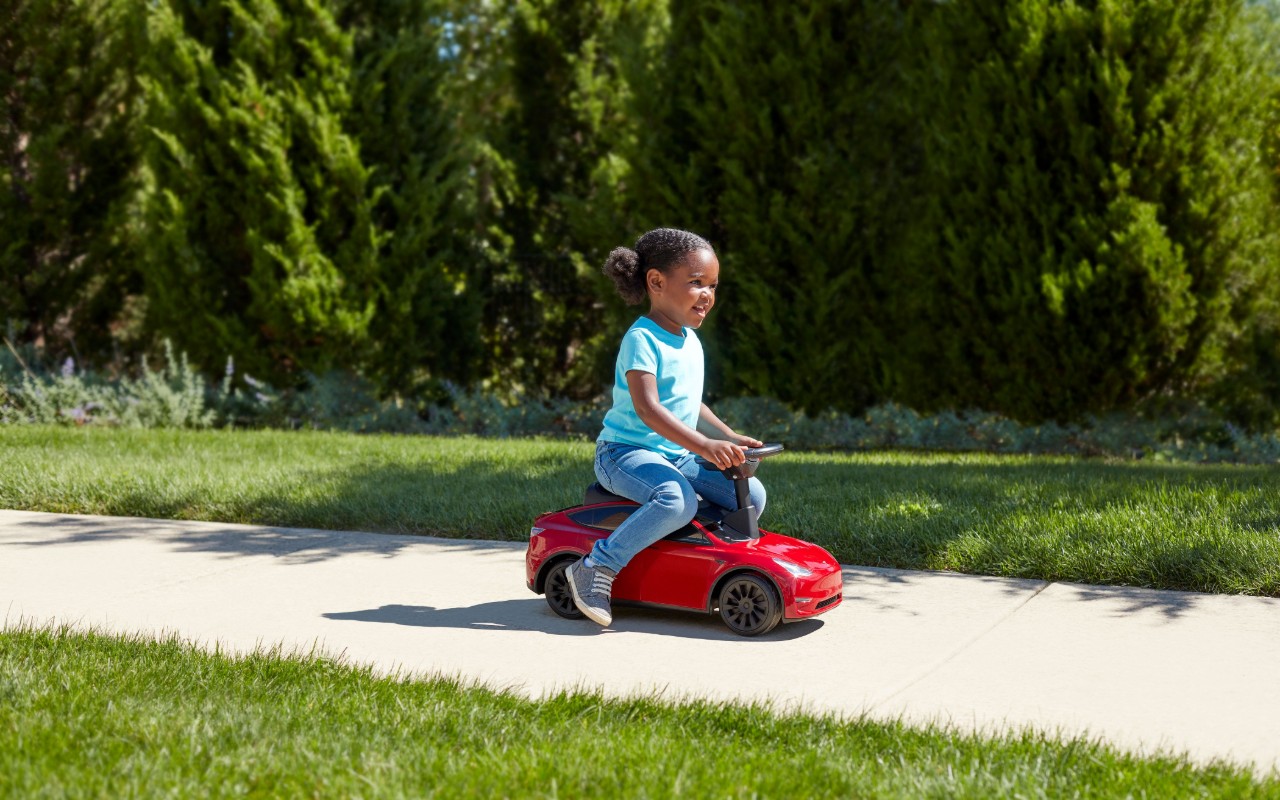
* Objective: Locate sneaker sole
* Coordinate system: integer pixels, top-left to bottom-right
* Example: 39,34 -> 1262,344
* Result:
567,562 -> 613,627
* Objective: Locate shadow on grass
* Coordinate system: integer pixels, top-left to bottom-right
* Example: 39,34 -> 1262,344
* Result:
233,452 -> 590,542
7,449 -> 1280,598
322,601 -> 825,642
766,458 -> 1280,600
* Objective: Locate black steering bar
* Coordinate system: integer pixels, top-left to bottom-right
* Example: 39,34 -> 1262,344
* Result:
695,442 -> 784,481
694,442 -> 784,539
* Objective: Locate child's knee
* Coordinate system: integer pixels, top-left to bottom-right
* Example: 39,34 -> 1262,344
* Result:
751,479 -> 767,514
651,479 -> 699,524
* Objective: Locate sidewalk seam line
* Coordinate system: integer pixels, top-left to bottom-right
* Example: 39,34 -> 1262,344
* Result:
868,580 -> 1052,713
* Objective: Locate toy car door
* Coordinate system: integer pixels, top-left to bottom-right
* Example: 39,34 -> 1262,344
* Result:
633,528 -> 722,610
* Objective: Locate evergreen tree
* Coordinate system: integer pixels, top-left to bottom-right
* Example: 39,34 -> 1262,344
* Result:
629,0 -> 918,413
905,0 -> 1278,421
1264,0 -> 1280,199
1271,96 -> 1280,199
334,0 -> 485,399
0,0 -> 140,361
467,0 -> 667,398
1211,0 -> 1280,427
138,0 -> 379,383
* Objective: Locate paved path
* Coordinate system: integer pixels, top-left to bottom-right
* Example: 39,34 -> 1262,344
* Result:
2,509 -> 1278,775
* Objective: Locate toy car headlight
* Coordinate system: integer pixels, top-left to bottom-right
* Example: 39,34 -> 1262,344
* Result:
772,557 -> 812,577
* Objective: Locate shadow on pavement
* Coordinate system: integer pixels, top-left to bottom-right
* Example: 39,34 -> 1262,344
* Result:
2,512 -> 523,564
1052,582 -> 1267,621
840,564 -> 1222,622
840,564 -> 1049,617
8,449 -> 1280,600
323,601 -> 825,642
4,509 -> 1255,623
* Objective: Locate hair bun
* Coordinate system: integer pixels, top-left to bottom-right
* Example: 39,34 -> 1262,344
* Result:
603,246 -> 639,279
602,246 -> 646,305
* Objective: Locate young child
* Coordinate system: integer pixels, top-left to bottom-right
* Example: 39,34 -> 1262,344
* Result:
568,227 -> 766,627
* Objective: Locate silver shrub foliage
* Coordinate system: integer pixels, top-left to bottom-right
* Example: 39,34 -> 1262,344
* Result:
1,340 -> 214,428
3,342 -> 1279,463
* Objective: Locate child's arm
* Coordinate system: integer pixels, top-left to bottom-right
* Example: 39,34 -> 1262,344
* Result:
697,404 -> 763,449
626,371 -> 748,470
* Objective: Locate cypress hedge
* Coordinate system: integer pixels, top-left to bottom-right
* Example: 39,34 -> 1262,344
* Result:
4,0 -> 1280,425
137,0 -> 380,385
898,0 -> 1279,421
336,0 -> 485,399
0,0 -> 141,362
627,0 -> 918,413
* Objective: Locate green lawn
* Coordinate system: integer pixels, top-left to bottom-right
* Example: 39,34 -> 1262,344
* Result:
3,425 -> 1280,595
1,627 -> 1272,799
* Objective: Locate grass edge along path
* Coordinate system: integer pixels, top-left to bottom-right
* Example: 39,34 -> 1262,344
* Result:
1,626 -> 1276,798
2,425 -> 1280,596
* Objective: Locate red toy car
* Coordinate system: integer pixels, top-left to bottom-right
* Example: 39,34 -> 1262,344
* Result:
525,444 -> 843,636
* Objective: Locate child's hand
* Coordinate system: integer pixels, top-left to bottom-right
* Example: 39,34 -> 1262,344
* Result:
731,433 -> 764,448
699,438 -> 748,470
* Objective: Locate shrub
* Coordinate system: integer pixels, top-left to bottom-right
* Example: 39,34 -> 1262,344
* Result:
715,396 -> 1280,464
0,340 -> 214,428
4,341 -> 1278,465
424,383 -> 606,439
285,371 -> 427,435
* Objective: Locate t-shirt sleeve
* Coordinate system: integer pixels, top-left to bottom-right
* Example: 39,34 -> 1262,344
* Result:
618,329 -> 659,375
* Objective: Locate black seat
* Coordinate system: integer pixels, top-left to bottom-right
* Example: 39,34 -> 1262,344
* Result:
581,482 -> 726,543
584,482 -> 627,506
583,482 -> 720,514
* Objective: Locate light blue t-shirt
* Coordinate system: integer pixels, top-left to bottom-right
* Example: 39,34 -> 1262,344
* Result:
599,316 -> 704,458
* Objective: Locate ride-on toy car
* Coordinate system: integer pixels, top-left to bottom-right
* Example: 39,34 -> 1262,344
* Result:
525,443 -> 843,636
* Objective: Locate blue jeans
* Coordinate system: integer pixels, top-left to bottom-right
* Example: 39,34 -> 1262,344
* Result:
587,441 -> 767,574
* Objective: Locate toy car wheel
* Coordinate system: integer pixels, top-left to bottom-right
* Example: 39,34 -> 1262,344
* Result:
718,573 -> 782,636
544,558 -> 585,620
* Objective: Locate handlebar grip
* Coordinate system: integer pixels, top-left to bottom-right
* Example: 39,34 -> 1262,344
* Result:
743,443 -> 785,459
695,443 -> 785,470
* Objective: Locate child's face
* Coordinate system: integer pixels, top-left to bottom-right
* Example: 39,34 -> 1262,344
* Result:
646,248 -> 719,333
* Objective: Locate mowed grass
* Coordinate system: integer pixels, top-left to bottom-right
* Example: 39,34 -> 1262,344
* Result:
3,425 -> 1280,595
1,627 -> 1273,799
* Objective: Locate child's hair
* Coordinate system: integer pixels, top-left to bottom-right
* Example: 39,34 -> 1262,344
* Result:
602,228 -> 714,305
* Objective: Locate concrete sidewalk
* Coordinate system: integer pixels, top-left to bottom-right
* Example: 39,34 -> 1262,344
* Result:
2,508 -> 1278,775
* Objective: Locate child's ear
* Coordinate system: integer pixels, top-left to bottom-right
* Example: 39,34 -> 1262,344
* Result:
646,268 -> 664,293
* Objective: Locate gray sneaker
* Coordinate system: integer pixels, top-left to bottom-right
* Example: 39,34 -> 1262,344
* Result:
567,558 -> 616,627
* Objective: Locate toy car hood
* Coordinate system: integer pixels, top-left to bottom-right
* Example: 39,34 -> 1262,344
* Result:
733,534 -> 840,573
